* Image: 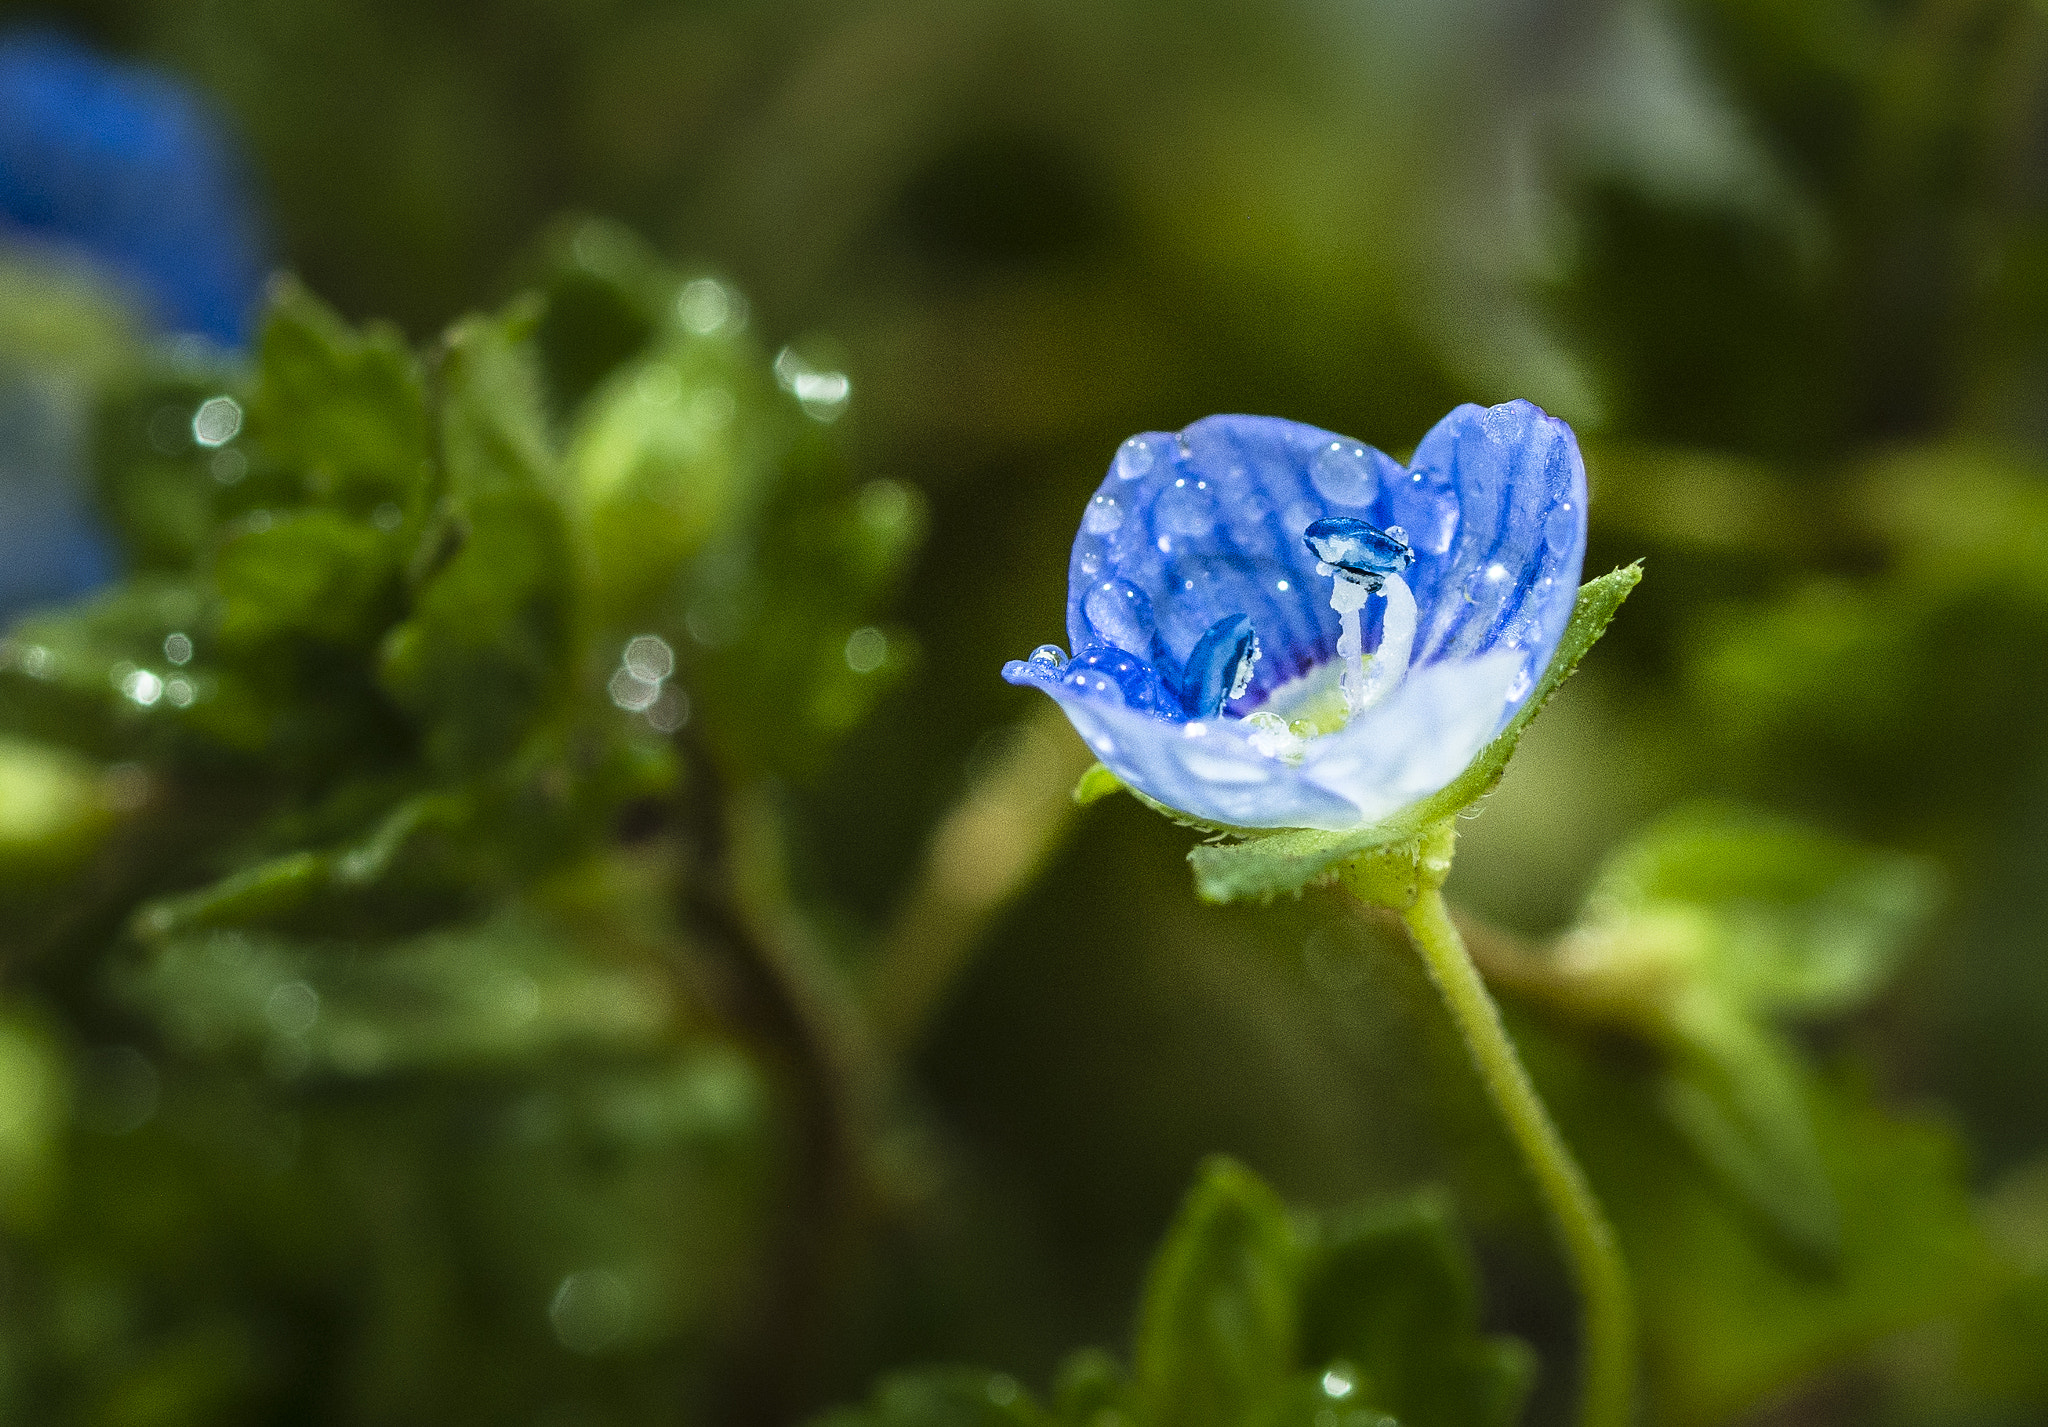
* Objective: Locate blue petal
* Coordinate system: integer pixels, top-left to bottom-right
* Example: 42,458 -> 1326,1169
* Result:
0,30 -> 268,345
1392,400 -> 1586,714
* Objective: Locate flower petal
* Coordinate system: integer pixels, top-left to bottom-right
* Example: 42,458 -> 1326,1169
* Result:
1065,416 -> 1405,704
1389,400 -> 1586,721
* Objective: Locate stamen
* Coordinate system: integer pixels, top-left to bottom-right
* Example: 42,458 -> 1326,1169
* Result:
1303,516 -> 1416,716
1181,613 -> 1260,718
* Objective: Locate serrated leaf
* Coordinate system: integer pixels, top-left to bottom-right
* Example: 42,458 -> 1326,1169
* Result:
250,279 -> 427,507
1297,1195 -> 1534,1427
1133,1156 -> 1300,1427
381,313 -> 574,774
1188,565 -> 1640,903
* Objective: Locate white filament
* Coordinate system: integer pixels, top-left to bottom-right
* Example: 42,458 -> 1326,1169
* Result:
1328,572 -> 1415,716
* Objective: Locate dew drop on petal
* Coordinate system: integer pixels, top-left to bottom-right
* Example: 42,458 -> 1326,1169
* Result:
1545,500 -> 1579,553
1083,579 -> 1154,651
1074,535 -> 1106,576
1507,664 -> 1534,700
1310,442 -> 1379,507
1083,493 -> 1124,535
1462,562 -> 1511,603
1114,437 -> 1155,481
1029,644 -> 1067,669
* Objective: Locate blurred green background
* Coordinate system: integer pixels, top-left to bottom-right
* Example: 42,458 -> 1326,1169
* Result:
4,1 -> 2048,1424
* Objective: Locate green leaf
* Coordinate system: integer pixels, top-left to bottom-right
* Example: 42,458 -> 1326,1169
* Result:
812,1369 -> 1047,1427
1655,995 -> 1840,1266
1132,1156 -> 1300,1427
249,278 -> 428,510
380,312 -> 575,774
1525,1020 -> 1995,1427
215,510 -> 403,649
1578,803 -> 1941,1017
1050,1348 -> 1137,1426
124,903 -> 675,1076
1188,565 -> 1640,903
1297,1195 -> 1534,1427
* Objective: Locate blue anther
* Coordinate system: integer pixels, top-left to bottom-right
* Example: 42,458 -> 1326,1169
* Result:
1181,613 -> 1259,718
1303,516 -> 1414,589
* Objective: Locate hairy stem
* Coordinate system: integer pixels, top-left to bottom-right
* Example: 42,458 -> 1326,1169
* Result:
1400,886 -> 1637,1427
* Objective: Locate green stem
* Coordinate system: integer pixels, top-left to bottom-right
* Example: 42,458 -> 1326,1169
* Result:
1400,886 -> 1637,1427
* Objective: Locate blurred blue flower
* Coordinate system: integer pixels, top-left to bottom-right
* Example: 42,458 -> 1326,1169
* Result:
1003,402 -> 1586,830
0,28 -> 267,345
0,29 -> 268,620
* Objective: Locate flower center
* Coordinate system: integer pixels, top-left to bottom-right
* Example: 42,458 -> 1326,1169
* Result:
1305,514 -> 1417,713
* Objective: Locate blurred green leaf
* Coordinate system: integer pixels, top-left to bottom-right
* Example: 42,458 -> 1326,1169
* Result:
1132,1157 -> 1298,1427
379,312 -> 575,775
1579,804 -> 1942,1018
215,510 -> 402,648
816,1369 -> 1047,1427
249,278 -> 427,511
1187,565 -> 1640,903
1297,1195 -> 1533,1427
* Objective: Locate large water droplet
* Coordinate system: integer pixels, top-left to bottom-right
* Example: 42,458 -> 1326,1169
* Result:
1083,578 -> 1155,651
1082,492 -> 1125,534
1029,644 -> 1067,669
1310,441 -> 1379,507
1114,438 -> 1155,481
1073,534 -> 1107,576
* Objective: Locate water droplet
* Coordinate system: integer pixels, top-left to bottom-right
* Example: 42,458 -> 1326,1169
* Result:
1321,1365 -> 1357,1400
1029,644 -> 1067,669
163,633 -> 193,665
608,667 -> 660,711
1507,664 -> 1533,700
1114,438 -> 1154,481
1083,579 -> 1154,651
623,635 -> 674,681
165,677 -> 194,709
1082,492 -> 1125,534
265,980 -> 320,1036
1311,441 -> 1379,507
121,669 -> 163,707
1074,535 -> 1106,576
845,627 -> 889,673
550,1269 -> 634,1355
1462,562 -> 1512,604
676,277 -> 737,335
1482,402 -> 1520,441
1545,500 -> 1579,553
191,395 -> 242,447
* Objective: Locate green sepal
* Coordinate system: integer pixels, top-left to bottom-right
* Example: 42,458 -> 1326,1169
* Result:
1188,565 -> 1640,903
1073,761 -> 1124,807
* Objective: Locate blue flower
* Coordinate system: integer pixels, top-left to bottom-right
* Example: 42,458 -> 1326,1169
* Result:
1003,402 -> 1587,831
0,29 -> 267,345
0,30 -> 270,620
